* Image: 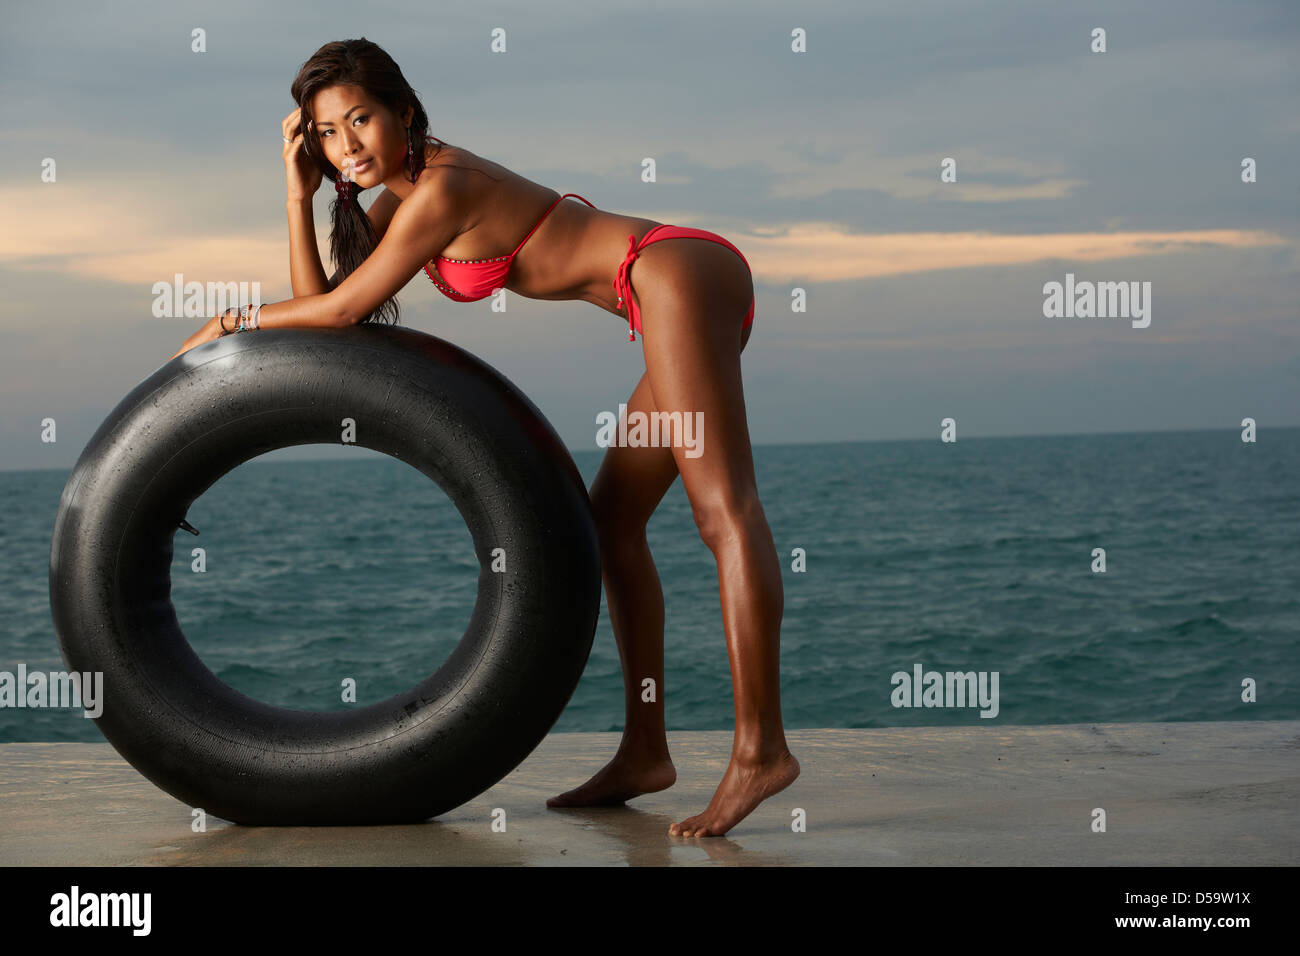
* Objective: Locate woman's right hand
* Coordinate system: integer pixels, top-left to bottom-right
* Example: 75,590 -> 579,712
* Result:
282,107 -> 323,201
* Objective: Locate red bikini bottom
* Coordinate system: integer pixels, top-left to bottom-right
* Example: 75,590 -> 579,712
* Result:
612,225 -> 756,342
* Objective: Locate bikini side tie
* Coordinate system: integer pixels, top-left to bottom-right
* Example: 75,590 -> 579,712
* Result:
613,233 -> 640,342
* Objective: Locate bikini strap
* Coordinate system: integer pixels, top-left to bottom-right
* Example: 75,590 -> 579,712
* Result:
509,193 -> 596,256
613,224 -> 671,342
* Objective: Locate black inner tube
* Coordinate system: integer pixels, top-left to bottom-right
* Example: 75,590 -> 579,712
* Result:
49,325 -> 601,825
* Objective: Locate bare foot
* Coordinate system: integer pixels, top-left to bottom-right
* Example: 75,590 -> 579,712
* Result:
668,749 -> 800,837
547,751 -> 677,807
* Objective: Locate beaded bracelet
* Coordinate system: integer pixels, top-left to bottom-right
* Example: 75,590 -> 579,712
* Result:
219,303 -> 263,334
235,303 -> 262,332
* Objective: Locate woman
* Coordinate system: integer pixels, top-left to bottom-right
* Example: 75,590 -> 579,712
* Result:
172,38 -> 798,837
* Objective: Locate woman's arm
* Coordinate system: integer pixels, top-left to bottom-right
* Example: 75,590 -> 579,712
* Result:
286,197 -> 331,297
170,177 -> 458,359
287,189 -> 403,297
252,179 -> 462,329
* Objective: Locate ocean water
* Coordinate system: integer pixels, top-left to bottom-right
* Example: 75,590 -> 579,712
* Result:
2,429 -> 1297,743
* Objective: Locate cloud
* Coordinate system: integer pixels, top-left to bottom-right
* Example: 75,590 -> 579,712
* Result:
738,225 -> 1294,284
0,183 -> 319,294
2,182 -> 1291,299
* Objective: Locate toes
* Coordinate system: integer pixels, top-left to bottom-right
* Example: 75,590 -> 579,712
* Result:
670,813 -> 722,837
686,817 -> 713,837
670,814 -> 703,836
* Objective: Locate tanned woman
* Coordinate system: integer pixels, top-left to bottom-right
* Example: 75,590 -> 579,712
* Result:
172,38 -> 798,837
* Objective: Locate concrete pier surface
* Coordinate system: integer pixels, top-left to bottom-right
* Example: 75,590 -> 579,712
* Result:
1,720 -> 1296,866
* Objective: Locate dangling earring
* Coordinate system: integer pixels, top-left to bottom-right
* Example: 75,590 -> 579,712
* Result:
406,125 -> 417,184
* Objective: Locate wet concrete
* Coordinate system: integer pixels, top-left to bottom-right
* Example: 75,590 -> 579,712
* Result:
1,721 -> 1296,866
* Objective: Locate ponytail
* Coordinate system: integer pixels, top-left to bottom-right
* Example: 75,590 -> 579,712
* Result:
327,178 -> 396,323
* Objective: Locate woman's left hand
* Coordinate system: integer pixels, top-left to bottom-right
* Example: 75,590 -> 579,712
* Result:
169,313 -> 230,362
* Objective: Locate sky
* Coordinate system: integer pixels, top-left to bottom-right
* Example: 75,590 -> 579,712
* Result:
1,0 -> 1297,471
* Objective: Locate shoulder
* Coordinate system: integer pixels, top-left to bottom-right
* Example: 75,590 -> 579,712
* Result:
372,164 -> 463,228
370,169 -> 467,263
370,146 -> 495,238
372,159 -> 462,206
405,164 -> 466,222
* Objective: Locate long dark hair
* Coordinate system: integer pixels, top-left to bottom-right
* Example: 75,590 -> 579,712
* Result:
290,38 -> 490,325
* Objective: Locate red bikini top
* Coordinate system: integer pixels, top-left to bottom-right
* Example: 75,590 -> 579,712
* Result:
423,192 -> 596,300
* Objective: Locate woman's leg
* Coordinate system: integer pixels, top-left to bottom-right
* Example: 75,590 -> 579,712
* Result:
547,371 -> 681,806
634,237 -> 799,837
